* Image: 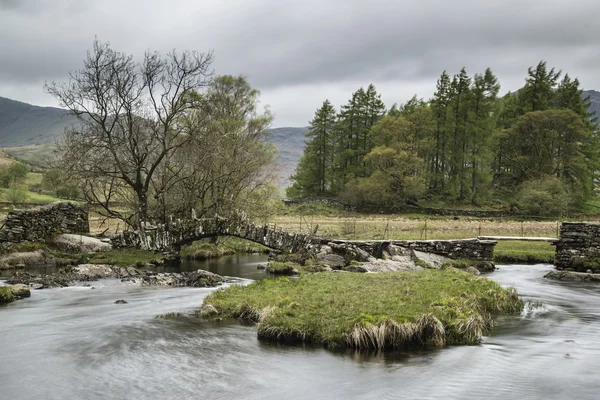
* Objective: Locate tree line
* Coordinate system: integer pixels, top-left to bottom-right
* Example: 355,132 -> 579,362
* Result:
287,61 -> 598,216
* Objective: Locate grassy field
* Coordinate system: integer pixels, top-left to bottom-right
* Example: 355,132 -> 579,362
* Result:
494,241 -> 555,264
272,214 -> 562,240
203,269 -> 523,349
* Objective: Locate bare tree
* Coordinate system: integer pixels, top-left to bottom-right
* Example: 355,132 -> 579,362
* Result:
46,40 -> 213,229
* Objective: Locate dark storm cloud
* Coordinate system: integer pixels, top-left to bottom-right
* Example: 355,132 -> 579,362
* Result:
1,0 -> 599,126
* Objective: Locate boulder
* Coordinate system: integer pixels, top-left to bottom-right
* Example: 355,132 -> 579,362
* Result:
544,270 -> 600,282
316,253 -> 346,268
8,284 -> 30,299
53,234 -> 112,253
344,265 -> 369,273
0,250 -> 56,270
412,250 -> 451,269
386,244 -> 408,257
360,258 -> 424,273
72,264 -> 115,279
465,266 -> 481,276
200,304 -> 219,317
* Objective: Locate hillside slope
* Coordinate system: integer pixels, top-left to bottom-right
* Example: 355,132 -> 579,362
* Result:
269,127 -> 308,186
0,96 -> 79,147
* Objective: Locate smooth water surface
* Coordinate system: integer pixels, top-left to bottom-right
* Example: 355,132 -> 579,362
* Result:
2,260 -> 600,399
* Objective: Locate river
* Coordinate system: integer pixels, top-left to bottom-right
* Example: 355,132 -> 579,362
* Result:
1,257 -> 599,400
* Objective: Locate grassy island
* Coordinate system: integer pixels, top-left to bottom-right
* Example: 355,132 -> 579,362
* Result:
0,285 -> 30,304
203,269 -> 523,350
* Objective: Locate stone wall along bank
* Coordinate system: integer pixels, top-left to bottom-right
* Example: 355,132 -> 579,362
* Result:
553,222 -> 600,268
0,202 -> 89,242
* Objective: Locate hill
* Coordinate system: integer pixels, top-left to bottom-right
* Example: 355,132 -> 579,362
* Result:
0,96 -> 309,182
0,96 -> 79,148
269,127 -> 309,186
585,90 -> 600,118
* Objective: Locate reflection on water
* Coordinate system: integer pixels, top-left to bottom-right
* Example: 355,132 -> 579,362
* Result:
2,261 -> 600,399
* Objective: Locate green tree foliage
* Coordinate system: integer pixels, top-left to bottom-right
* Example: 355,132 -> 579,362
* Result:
288,61 -> 599,214
517,61 -> 561,114
332,84 -> 386,188
0,163 -> 29,188
502,109 -> 592,197
516,176 -> 570,216
287,100 -> 336,198
341,113 -> 429,206
6,185 -> 28,204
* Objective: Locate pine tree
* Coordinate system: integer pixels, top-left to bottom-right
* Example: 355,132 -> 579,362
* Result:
468,68 -> 500,203
286,100 -> 337,198
517,61 -> 561,114
430,71 -> 451,190
333,85 -> 385,189
446,68 -> 471,198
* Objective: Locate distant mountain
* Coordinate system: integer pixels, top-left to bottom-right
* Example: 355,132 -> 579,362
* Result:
268,127 -> 308,187
0,96 -> 79,147
584,90 -> 600,119
0,96 -> 309,184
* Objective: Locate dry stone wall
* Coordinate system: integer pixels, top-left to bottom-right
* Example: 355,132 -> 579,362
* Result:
554,222 -> 600,268
324,239 -> 496,262
0,202 -> 89,243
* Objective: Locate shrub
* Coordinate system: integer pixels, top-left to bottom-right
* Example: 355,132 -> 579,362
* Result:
516,176 -> 569,217
6,185 -> 28,203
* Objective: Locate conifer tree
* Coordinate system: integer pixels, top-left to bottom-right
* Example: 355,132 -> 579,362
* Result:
517,61 -> 561,114
286,100 -> 337,198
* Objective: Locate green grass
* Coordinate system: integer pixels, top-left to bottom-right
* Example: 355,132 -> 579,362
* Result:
266,261 -> 300,275
0,187 -> 62,204
3,144 -> 56,167
0,286 -> 16,303
88,248 -> 162,267
493,241 -> 555,264
203,269 -> 523,350
180,237 -> 268,260
24,172 -> 43,186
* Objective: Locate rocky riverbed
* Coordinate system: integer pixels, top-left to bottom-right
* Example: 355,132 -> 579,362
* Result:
5,264 -> 226,290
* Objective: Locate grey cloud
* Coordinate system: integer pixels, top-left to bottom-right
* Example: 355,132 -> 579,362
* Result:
1,0 -> 600,126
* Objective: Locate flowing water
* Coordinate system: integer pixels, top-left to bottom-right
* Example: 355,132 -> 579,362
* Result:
1,258 -> 600,400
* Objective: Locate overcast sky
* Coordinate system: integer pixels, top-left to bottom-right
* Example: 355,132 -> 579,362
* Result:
1,0 -> 599,127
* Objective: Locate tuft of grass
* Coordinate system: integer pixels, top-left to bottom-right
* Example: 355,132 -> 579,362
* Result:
88,248 -> 161,267
493,241 -> 555,264
266,261 -> 300,275
180,237 -> 269,260
203,269 -> 523,350
0,286 -> 16,303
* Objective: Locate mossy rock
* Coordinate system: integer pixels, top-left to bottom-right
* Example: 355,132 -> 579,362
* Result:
266,261 -> 300,275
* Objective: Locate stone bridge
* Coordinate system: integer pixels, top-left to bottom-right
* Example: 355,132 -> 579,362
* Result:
111,213 -> 497,262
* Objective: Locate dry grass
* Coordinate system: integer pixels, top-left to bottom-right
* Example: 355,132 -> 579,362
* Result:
88,210 -> 127,235
272,214 -> 564,240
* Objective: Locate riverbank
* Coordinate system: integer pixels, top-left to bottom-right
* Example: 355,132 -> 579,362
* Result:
0,284 -> 30,304
203,268 -> 523,350
6,264 -> 227,289
493,241 -> 555,264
